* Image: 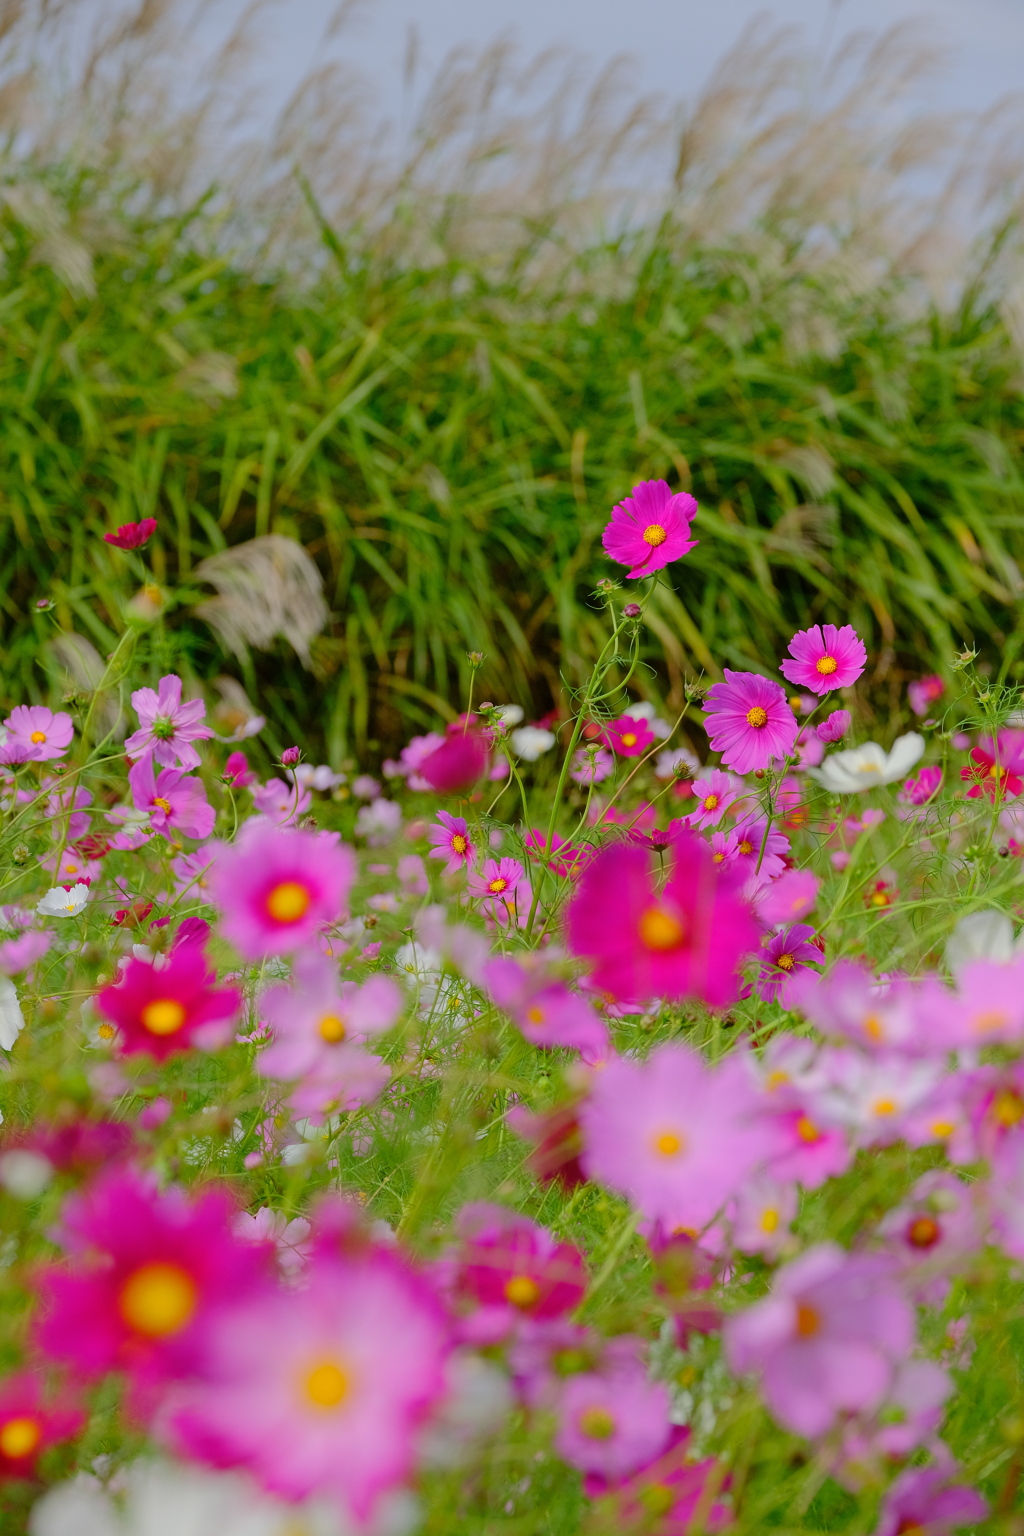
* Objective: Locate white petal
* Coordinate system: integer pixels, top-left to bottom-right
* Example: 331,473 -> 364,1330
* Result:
947,911 -> 1015,973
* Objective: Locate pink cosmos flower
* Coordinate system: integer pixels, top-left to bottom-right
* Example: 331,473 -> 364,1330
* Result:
251,777 -> 312,826
468,857 -> 525,902
702,671 -> 798,774
565,836 -> 759,1007
780,624 -> 867,695
583,1425 -> 730,1533
418,727 -> 490,793
816,708 -> 851,744
3,705 -> 73,762
900,765 -> 943,805
427,811 -> 475,873
731,1175 -> 799,1260
223,751 -> 254,788
524,829 -> 593,880
687,769 -> 739,828
756,925 -> 821,1004
580,1043 -> 773,1231
725,1244 -> 914,1438
104,517 -> 157,550
482,955 -> 610,1063
812,1048 -> 943,1148
960,731 -> 1024,801
256,953 -> 401,1123
395,731 -> 445,789
794,726 -> 825,769
128,757 -> 215,841
171,844 -> 219,900
125,675 -> 214,769
756,869 -> 819,926
875,1460 -> 987,1536
787,961 -> 936,1055
35,1169 -> 265,1405
839,1359 -> 952,1469
877,1171 -> 980,1303
206,820 -> 356,959
0,1371 -> 83,1479
571,747 -> 614,785
602,715 -> 655,757
397,854 -> 429,896
907,674 -> 945,718
601,479 -> 698,579
95,944 -> 240,1060
731,815 -> 790,886
554,1343 -> 672,1478
986,1136 -> 1024,1261
166,1245 -> 450,1525
451,1203 -> 587,1341
932,956 -> 1024,1046
0,928 -> 50,976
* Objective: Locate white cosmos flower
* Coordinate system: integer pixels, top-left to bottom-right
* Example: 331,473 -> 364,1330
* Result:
945,910 -> 1024,974
37,883 -> 90,918
509,726 -> 556,761
808,733 -> 925,793
0,976 -> 24,1050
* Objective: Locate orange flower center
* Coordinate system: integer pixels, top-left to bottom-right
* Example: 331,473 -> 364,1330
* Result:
815,656 -> 838,675
993,1089 -> 1024,1127
638,905 -> 685,951
653,1130 -> 684,1157
863,1013 -> 884,1041
620,733 -> 637,747
304,1359 -> 350,1409
746,706 -> 768,728
119,1261 -> 197,1337
872,1097 -> 898,1117
319,1013 -> 346,1043
643,524 -> 667,547
140,999 -> 187,1036
505,1274 -> 541,1309
266,881 -> 311,923
796,1115 -> 821,1144
795,1302 -> 820,1337
973,1010 -> 1008,1034
908,1216 -> 941,1249
0,1416 -> 41,1459
30,731 -> 47,744
526,1005 -> 545,1025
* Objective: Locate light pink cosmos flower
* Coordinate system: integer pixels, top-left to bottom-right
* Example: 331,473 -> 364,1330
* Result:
794,726 -> 825,768
3,705 -> 74,761
731,1175 -> 799,1260
233,1208 -> 312,1282
687,769 -> 738,828
780,624 -> 867,695
580,1042 -> 773,1232
875,1458 -> 987,1536
601,479 -> 698,579
171,844 -> 219,900
397,853 -> 429,896
0,928 -> 50,976
250,777 -> 312,826
483,955 -> 610,1063
565,836 -> 759,1007
931,956 -> 1024,1046
817,709 -> 851,744
907,674 -> 945,718
877,1171 -> 980,1304
128,758 -> 215,840
207,820 -> 356,959
126,674 -> 214,769
427,811 -> 474,874
787,960 -> 939,1056
166,1245 -> 450,1526
756,869 -> 819,926
35,1169 -> 266,1410
811,1047 -> 943,1149
554,1343 -> 672,1479
840,1359 -> 953,1470
571,746 -> 614,785
702,671 -> 798,774
725,1244 -> 914,1438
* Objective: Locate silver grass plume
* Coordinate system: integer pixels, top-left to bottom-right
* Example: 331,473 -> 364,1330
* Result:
194,535 -> 328,667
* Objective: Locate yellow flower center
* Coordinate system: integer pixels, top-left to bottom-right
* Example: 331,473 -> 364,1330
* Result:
65,863 -> 78,874
746,706 -> 768,728
776,953 -> 795,971
795,1302 -> 820,1337
620,733 -> 637,747
815,655 -> 838,675
993,1089 -> 1024,1127
30,731 -> 46,744
579,1406 -> 616,1439
487,877 -> 508,893
737,839 -> 753,856
526,1005 -> 545,1025
152,796 -> 172,812
796,1115 -> 820,1144
760,1208 -> 779,1233
653,1130 -> 684,1157
931,1119 -> 955,1138
451,834 -> 468,855
266,881 -> 311,923
712,851 -> 725,863
643,524 -> 667,547
319,1013 -> 346,1043
863,1013 -> 884,1041
872,1097 -> 898,1116
119,1261 -> 197,1337
140,999 -> 187,1036
702,794 -> 718,811
98,1022 -> 116,1040
504,1274 -> 541,1309
304,1359 -> 350,1409
973,1010 -> 1008,1034
0,1417 -> 41,1459
638,905 -> 685,951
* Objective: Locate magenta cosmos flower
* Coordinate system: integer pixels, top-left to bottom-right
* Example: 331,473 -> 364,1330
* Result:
3,705 -> 73,762
206,820 -> 356,959
128,757 -> 215,841
602,715 -> 655,757
875,1460 -> 987,1536
95,944 -> 240,1060
452,1203 -> 587,1339
564,835 -> 759,1007
702,671 -> 799,774
816,708 -> 851,744
125,674 -> 214,769
580,1043 -> 773,1232
418,726 -> 490,792
687,768 -> 739,829
756,925 -> 821,1004
166,1245 -> 450,1525
427,810 -> 474,873
780,624 -> 867,695
601,479 -> 698,579
35,1169 -> 266,1405
104,517 -> 158,550
725,1244 -> 914,1438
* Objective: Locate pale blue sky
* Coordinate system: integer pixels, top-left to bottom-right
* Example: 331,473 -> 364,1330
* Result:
236,0 -> 1024,123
